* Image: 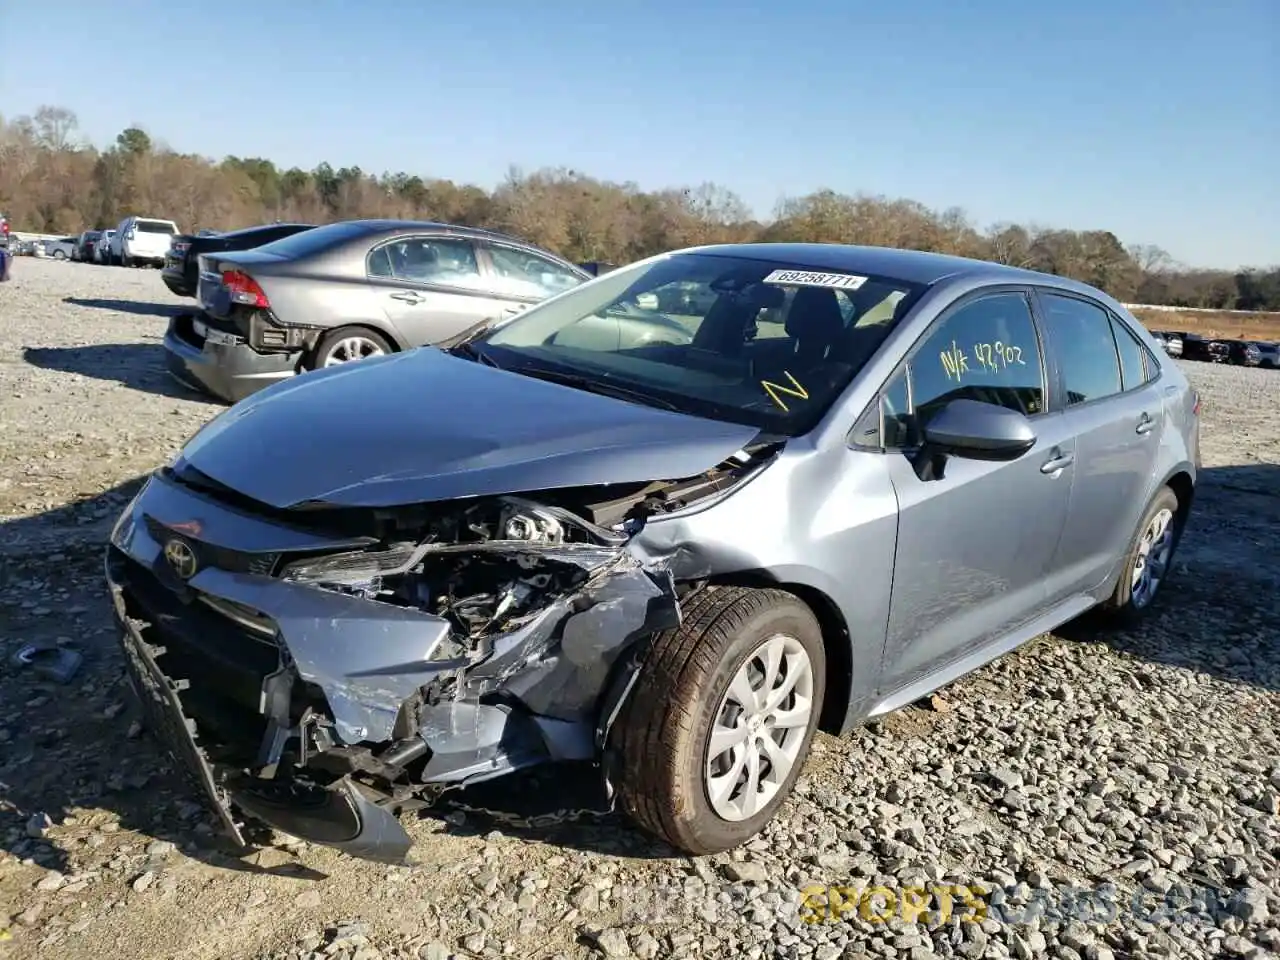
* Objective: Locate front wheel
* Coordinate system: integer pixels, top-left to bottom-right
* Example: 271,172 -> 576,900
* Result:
53,250 -> 67,260
613,585 -> 826,855
310,326 -> 393,369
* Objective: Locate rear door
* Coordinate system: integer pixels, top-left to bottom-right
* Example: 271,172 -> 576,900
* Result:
366,235 -> 511,347
1035,290 -> 1165,600
876,288 -> 1076,689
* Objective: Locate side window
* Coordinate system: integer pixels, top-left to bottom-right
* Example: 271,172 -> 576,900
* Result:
367,237 -> 481,287
1040,294 -> 1122,405
487,246 -> 584,299
1111,316 -> 1155,391
879,292 -> 1045,447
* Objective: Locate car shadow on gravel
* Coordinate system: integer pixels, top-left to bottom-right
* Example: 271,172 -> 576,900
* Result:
63,297 -> 183,318
22,343 -> 209,402
1055,463 -> 1279,694
1,464 -> 1276,877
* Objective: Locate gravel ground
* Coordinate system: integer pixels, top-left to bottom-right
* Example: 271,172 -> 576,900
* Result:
1,257 -> 1277,960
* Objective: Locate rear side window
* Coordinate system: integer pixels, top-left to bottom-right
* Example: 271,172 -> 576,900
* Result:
1111,316 -> 1155,391
368,237 -> 482,287
1040,293 -> 1122,406
879,291 -> 1045,448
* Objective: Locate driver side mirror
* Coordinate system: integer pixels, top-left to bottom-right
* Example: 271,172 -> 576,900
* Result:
913,399 -> 1036,480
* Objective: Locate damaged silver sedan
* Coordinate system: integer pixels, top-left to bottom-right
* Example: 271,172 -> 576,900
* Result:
106,242 -> 1198,862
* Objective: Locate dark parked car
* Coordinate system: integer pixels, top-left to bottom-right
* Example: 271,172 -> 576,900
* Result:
76,230 -> 103,262
1227,340 -> 1261,366
109,242 -> 1199,864
166,220 -> 594,402
1,212 -> 11,249
1254,342 -> 1279,368
1180,334 -> 1229,363
162,222 -> 316,298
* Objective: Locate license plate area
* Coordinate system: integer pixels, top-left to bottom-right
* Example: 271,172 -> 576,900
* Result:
193,318 -> 240,347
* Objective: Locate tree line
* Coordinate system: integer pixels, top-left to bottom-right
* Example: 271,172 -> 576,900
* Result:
3,105 -> 1277,311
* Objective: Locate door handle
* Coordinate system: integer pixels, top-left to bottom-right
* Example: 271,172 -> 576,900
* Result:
390,291 -> 425,304
1040,450 -> 1074,474
1135,412 -> 1155,435
501,303 -> 528,316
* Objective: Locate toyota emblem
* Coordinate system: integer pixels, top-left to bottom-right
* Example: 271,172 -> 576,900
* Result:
164,538 -> 199,580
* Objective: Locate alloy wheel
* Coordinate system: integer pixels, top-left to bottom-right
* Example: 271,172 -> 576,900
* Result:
704,633 -> 815,821
1130,507 -> 1175,609
322,336 -> 386,367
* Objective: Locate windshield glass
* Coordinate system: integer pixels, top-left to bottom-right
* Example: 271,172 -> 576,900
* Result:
481,252 -> 924,435
137,220 -> 177,234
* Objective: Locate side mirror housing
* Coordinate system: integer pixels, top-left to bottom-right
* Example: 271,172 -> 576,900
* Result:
922,399 -> 1036,461
913,399 -> 1036,480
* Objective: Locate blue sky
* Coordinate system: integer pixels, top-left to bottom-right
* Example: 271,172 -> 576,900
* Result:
3,0 -> 1276,269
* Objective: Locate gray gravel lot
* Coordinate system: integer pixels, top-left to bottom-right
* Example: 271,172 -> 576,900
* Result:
1,257 -> 1277,960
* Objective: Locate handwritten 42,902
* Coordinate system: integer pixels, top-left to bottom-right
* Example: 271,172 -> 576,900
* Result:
940,340 -> 1027,381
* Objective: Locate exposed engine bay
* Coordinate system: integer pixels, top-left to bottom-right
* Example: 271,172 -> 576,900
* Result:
106,439 -> 781,863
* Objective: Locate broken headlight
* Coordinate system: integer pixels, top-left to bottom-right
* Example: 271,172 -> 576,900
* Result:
279,544 -> 418,598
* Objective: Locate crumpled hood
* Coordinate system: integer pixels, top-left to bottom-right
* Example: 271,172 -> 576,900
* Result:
178,347 -> 760,509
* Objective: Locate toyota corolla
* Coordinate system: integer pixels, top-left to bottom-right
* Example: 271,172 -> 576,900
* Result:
106,243 -> 1199,863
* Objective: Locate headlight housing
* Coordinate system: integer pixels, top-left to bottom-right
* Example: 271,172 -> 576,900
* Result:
279,544 -> 419,597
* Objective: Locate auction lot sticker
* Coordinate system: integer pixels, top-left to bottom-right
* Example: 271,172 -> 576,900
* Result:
763,269 -> 868,290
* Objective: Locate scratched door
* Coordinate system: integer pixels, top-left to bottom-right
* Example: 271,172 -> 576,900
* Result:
876,290 -> 1076,691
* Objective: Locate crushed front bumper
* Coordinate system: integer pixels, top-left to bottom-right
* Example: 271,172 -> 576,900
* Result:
105,471 -> 678,863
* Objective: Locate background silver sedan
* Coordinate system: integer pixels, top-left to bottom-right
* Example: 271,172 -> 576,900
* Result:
165,220 -> 679,402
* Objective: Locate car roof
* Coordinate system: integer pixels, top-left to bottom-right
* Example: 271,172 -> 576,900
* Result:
685,242 -> 1078,288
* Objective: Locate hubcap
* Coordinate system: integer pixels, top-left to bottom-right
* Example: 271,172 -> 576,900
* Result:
323,336 -> 385,367
1130,507 -> 1175,609
704,633 -> 815,822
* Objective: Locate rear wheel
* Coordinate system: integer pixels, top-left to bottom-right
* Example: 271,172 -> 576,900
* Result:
311,326 -> 393,369
613,586 -> 826,855
52,250 -> 67,260
1099,486 -> 1181,625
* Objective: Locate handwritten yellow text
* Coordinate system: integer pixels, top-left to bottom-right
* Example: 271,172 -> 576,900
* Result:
940,340 -> 969,381
973,341 -> 1026,372
760,371 -> 809,412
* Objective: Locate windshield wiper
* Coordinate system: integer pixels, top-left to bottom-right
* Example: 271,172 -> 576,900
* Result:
512,364 -> 682,411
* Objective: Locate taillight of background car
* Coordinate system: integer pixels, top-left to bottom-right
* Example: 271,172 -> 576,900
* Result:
222,270 -> 270,309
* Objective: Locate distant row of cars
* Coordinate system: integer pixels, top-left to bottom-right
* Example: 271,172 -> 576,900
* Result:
1150,329 -> 1278,368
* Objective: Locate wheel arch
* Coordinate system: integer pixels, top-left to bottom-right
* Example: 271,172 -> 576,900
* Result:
1162,467 -> 1195,534
702,571 -> 853,736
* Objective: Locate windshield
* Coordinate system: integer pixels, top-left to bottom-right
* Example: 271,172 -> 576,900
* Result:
480,252 -> 924,435
137,220 -> 177,234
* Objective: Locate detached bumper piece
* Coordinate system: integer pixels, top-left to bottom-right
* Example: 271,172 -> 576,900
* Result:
112,590 -> 246,848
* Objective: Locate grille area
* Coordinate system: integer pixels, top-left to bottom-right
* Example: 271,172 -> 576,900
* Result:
144,516 -> 280,575
109,546 -> 280,762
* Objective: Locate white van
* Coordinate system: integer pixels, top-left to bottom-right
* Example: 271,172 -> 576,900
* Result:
112,216 -> 180,267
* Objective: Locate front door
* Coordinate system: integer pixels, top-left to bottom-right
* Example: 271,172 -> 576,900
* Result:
877,289 -> 1075,691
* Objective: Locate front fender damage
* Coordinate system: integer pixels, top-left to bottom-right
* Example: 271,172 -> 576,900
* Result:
112,444 -> 779,864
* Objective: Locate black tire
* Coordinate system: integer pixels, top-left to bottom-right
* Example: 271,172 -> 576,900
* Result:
612,585 -> 826,855
122,254 -> 133,268
53,250 -> 67,260
1098,486 -> 1181,625
309,326 -> 394,370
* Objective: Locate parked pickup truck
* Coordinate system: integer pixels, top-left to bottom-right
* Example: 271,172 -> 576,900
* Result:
113,216 -> 180,267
